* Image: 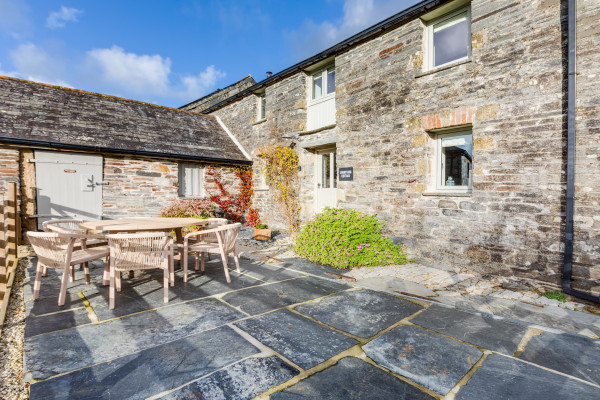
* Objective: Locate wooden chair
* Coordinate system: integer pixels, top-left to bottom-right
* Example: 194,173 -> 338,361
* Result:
106,232 -> 174,309
182,223 -> 242,283
27,232 -> 110,306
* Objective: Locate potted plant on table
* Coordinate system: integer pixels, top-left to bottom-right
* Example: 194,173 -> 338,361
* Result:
254,223 -> 271,240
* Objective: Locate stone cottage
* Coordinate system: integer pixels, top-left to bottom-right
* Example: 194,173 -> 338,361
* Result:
181,0 -> 600,298
0,75 -> 251,233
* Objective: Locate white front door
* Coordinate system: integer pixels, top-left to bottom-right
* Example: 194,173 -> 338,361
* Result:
315,148 -> 337,213
35,151 -> 104,229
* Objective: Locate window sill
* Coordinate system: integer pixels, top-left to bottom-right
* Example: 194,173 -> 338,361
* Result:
252,118 -> 267,126
422,191 -> 472,197
415,58 -> 472,78
300,124 -> 337,136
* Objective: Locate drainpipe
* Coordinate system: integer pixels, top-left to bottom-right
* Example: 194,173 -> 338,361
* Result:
562,0 -> 600,303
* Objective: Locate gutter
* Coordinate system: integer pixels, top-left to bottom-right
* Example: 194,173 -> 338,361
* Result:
562,0 -> 599,303
0,137 -> 252,166
191,0 -> 444,114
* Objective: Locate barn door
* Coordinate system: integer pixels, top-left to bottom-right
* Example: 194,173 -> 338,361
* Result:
35,151 -> 104,229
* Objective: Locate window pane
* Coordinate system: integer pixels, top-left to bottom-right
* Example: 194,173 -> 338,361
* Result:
433,14 -> 468,67
441,134 -> 472,187
313,75 -> 322,100
260,95 -> 266,119
327,67 -> 335,95
321,153 -> 330,188
332,152 -> 337,188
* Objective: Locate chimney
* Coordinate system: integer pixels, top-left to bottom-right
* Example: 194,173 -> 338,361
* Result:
266,71 -> 272,78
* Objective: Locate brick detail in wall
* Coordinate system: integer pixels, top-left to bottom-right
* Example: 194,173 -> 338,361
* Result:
0,147 -> 20,194
422,107 -> 474,131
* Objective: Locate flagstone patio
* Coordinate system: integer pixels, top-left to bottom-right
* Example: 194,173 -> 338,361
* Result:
22,254 -> 600,399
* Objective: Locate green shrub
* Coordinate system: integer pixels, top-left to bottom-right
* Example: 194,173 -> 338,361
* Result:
542,291 -> 567,302
294,207 -> 411,269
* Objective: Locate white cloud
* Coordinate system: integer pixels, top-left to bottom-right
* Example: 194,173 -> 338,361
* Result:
46,6 -> 83,29
8,42 -> 71,86
86,45 -> 225,101
285,0 -> 416,59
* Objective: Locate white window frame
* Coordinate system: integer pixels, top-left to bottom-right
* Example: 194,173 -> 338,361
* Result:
179,163 -> 204,198
256,93 -> 266,121
309,64 -> 335,105
433,129 -> 473,194
426,6 -> 471,70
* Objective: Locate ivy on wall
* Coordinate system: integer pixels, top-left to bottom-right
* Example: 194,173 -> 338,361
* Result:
206,166 -> 259,226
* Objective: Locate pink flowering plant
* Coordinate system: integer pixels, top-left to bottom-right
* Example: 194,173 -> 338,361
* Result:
294,207 -> 411,269
160,198 -> 215,219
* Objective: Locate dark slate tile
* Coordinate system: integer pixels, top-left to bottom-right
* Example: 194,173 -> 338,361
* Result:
279,257 -> 345,279
410,304 -> 529,355
223,276 -> 349,315
271,357 -> 434,400
24,297 -> 245,380
234,262 -> 307,282
25,308 -> 91,338
518,331 -> 600,385
25,292 -> 85,317
294,289 -> 423,338
84,266 -> 262,321
28,326 -> 260,400
161,356 -> 299,400
363,325 -> 482,395
234,309 -> 358,370
456,354 -> 600,400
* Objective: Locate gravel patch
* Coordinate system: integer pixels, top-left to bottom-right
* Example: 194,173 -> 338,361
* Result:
0,257 -> 29,400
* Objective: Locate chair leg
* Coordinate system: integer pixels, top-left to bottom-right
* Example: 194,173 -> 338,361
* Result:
170,253 -> 175,286
33,263 -> 43,300
195,253 -> 199,271
201,252 -> 205,272
58,266 -> 70,306
42,265 -> 48,277
116,271 -> 122,292
163,267 -> 169,303
83,262 -> 90,285
183,245 -> 188,283
102,260 -> 110,286
207,253 -> 211,261
69,265 -> 75,283
109,264 -> 116,310
219,249 -> 231,283
233,250 -> 241,274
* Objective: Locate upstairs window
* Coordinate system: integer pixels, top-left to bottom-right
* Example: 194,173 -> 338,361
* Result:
179,163 -> 204,197
427,7 -> 471,69
434,130 -> 473,192
257,93 -> 266,121
311,65 -> 335,102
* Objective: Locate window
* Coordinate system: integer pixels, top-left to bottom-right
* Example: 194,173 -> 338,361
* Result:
427,7 -> 471,69
257,93 -> 266,121
311,65 -> 335,102
434,130 -> 472,192
179,163 -> 204,197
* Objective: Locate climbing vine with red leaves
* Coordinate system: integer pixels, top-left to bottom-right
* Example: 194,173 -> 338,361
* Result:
206,166 -> 260,226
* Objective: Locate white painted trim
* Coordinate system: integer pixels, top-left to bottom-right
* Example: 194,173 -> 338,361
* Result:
216,116 -> 252,161
432,129 -> 473,193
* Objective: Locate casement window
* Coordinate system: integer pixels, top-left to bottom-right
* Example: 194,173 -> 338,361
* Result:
179,163 -> 204,197
257,93 -> 266,121
307,64 -> 336,131
426,7 -> 471,69
434,130 -> 473,193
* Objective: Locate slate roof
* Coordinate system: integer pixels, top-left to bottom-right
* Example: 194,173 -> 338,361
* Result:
0,76 -> 251,165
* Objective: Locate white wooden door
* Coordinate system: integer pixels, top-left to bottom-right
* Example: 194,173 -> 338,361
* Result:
315,148 -> 337,213
35,151 -> 103,229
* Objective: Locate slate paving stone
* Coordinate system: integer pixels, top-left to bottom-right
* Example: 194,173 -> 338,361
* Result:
294,289 -> 423,338
518,331 -> 600,385
271,357 -> 434,400
363,325 -> 482,395
410,304 -> 529,355
456,354 -> 600,400
25,308 -> 91,338
24,297 -> 245,380
235,309 -> 358,370
161,356 -> 299,400
28,326 -> 260,400
222,276 -> 349,315
84,266 -> 263,321
234,261 -> 307,282
25,292 -> 85,317
280,257 -> 345,278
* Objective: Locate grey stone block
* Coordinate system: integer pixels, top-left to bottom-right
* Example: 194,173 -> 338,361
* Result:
234,309 -> 358,370
29,326 -> 259,400
25,308 -> 91,338
222,276 -> 349,315
271,357 -> 434,399
518,331 -> 600,385
294,289 -> 423,338
456,354 -> 600,400
410,304 -> 528,354
160,356 -> 299,400
363,325 -> 482,395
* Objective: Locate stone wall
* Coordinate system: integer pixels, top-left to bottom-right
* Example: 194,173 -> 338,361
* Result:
192,0 -> 600,293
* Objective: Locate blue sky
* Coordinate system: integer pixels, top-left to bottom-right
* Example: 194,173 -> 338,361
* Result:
0,0 -> 419,108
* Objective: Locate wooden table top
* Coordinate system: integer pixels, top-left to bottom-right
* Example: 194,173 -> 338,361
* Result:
79,217 -> 210,232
